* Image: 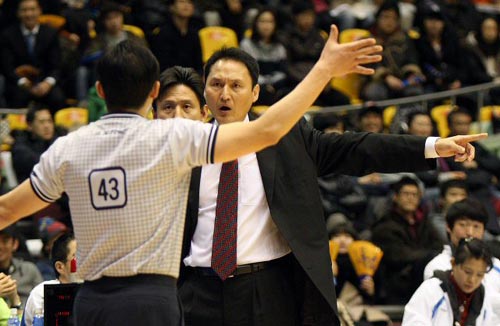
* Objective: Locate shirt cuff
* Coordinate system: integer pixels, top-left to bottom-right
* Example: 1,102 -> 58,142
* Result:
43,77 -> 56,86
17,77 -> 29,86
425,136 -> 440,158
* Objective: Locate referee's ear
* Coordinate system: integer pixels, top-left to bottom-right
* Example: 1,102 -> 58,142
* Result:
95,81 -> 105,100
150,81 -> 160,100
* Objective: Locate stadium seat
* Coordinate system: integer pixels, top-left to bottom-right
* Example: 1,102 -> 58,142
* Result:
39,14 -> 66,30
430,104 -> 454,137
330,29 -> 371,104
54,107 -> 88,131
199,26 -> 238,63
123,24 -> 146,39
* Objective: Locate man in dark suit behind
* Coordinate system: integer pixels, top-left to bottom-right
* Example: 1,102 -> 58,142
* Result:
178,47 -> 486,325
0,0 -> 66,112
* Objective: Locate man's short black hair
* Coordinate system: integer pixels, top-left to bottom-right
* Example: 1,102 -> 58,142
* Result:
26,105 -> 52,124
203,47 -> 259,87
96,40 -> 159,112
446,198 -> 488,228
392,176 -> 419,194
50,232 -> 75,279
157,66 -> 205,108
439,179 -> 468,198
446,106 -> 472,128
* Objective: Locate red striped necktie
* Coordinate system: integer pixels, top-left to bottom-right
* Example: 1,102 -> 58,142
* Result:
211,160 -> 238,280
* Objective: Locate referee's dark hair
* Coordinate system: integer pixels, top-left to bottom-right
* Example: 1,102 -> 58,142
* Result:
96,40 -> 160,112
156,66 -> 205,109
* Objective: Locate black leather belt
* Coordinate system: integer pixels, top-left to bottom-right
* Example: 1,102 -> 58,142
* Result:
190,255 -> 289,278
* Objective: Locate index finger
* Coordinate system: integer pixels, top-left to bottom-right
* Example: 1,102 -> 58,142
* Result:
455,133 -> 488,143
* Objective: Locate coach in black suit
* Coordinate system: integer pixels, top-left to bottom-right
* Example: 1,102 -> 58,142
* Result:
178,48 -> 484,325
0,0 -> 65,111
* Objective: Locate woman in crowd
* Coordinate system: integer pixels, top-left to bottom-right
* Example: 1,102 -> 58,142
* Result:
402,238 -> 498,326
240,8 -> 288,105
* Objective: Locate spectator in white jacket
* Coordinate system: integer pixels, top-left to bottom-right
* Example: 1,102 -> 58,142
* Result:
423,198 -> 500,293
403,238 -> 497,326
21,232 -> 77,326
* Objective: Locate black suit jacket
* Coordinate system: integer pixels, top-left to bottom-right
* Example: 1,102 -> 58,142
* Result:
181,117 -> 435,324
0,23 -> 61,84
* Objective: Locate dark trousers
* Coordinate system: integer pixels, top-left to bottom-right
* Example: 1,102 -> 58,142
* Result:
74,274 -> 182,326
179,259 -> 300,326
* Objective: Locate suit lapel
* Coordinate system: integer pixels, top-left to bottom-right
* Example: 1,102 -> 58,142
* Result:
256,147 -> 277,206
249,113 -> 277,205
187,167 -> 202,231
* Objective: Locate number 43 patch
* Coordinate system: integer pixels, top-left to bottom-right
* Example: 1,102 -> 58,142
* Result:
89,167 -> 128,210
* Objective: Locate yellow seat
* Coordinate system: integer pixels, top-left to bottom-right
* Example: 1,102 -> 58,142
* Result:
123,24 -> 145,39
430,104 -> 455,137
199,26 -> 239,63
54,107 -> 88,131
383,106 -> 397,128
39,14 -> 66,30
338,28 -> 370,43
478,105 -> 500,133
330,29 -> 371,104
251,105 -> 269,116
6,113 -> 28,131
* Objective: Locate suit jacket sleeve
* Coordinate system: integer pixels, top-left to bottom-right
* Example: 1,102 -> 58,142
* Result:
298,119 -> 436,177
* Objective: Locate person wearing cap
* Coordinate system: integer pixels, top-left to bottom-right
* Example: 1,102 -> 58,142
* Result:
21,232 -> 77,326
0,226 -> 42,306
423,198 -> 500,292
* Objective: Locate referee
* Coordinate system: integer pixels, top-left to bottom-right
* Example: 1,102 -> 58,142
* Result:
0,30 -> 481,325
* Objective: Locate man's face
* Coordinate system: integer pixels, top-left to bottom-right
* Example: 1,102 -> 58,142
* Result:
394,184 -> 421,213
29,109 -> 55,141
0,235 -> 16,266
442,187 -> 467,210
58,239 -> 77,283
204,59 -> 259,125
295,10 -> 315,33
331,233 -> 354,254
360,112 -> 383,133
449,113 -> 471,136
171,0 -> 194,19
448,218 -> 485,247
156,84 -> 206,121
104,11 -> 124,35
377,9 -> 399,35
18,0 -> 41,30
409,114 -> 433,137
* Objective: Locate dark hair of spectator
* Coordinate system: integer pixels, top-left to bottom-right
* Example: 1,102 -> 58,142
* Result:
392,176 -> 419,193
446,106 -> 472,127
96,40 -> 159,112
454,238 -> 492,272
439,179 -> 468,198
251,8 -> 279,43
26,105 -> 53,124
375,0 -> 400,20
291,1 -> 315,16
446,198 -> 488,228
204,47 -> 259,87
50,232 -> 75,279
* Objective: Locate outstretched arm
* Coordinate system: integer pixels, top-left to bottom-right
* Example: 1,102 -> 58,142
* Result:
435,133 -> 488,162
0,180 -> 49,229
213,25 -> 383,163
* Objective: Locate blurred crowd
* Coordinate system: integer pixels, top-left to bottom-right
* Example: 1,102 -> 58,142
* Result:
1,0 -> 500,325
